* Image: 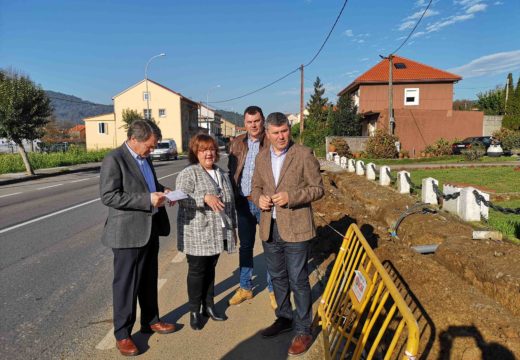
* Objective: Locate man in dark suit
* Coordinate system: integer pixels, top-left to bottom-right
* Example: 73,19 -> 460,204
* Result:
251,112 -> 324,357
100,120 -> 175,356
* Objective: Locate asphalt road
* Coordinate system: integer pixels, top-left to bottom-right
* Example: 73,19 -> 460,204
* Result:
0,157 -> 202,359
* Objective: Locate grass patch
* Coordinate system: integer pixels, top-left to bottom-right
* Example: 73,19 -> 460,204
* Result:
0,148 -> 110,174
408,167 -> 520,193
488,199 -> 520,243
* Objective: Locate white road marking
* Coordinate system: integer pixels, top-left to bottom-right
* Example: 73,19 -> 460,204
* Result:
158,171 -> 180,180
95,279 -> 168,350
37,184 -> 63,190
171,252 -> 186,263
0,170 -> 179,235
0,198 -> 100,234
70,178 -> 94,183
0,192 -> 22,199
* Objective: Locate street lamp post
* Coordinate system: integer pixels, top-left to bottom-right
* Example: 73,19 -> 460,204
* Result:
144,53 -> 166,119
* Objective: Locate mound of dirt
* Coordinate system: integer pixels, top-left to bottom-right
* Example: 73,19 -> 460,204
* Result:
310,167 -> 520,359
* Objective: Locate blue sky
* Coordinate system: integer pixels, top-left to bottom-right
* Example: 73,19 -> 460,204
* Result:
1,0 -> 519,115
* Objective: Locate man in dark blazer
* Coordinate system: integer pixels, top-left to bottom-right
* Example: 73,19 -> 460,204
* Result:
100,120 -> 175,356
251,112 -> 324,357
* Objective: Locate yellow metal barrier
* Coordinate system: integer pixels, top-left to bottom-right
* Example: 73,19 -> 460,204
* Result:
316,224 -> 420,360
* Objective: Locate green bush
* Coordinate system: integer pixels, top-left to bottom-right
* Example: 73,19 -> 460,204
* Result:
0,148 -> 110,174
492,128 -> 520,151
462,142 -> 486,161
365,130 -> 399,159
424,138 -> 452,156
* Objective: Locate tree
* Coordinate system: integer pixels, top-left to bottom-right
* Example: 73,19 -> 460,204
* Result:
0,70 -> 52,175
330,93 -> 361,136
121,108 -> 145,129
303,77 -> 329,152
306,77 -> 329,125
476,86 -> 505,115
503,73 -> 520,130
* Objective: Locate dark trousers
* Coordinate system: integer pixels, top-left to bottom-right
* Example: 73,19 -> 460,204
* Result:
262,221 -> 312,335
186,254 -> 220,312
112,233 -> 160,340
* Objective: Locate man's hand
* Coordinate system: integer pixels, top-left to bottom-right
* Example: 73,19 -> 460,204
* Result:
259,194 -> 273,211
204,194 -> 224,212
272,192 -> 289,207
151,192 -> 166,207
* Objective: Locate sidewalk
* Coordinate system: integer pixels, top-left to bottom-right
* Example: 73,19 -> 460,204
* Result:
0,162 -> 102,186
89,234 -> 325,360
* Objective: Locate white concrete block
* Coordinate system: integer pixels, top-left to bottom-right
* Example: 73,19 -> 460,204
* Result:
347,159 -> 356,172
475,189 -> 490,220
366,162 -> 376,180
459,187 -> 489,222
397,171 -> 411,194
379,166 -> 391,186
355,160 -> 365,176
442,184 -> 462,215
340,156 -> 348,169
334,154 -> 340,165
421,177 -> 439,205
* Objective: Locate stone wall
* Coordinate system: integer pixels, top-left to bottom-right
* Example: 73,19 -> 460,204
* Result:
483,115 -> 503,136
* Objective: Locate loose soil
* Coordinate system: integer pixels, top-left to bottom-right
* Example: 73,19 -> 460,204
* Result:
309,162 -> 520,359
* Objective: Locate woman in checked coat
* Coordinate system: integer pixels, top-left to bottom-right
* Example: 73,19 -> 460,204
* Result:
175,133 -> 237,330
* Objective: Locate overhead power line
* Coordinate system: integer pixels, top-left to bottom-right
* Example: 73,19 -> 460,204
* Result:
391,0 -> 433,55
211,0 -> 349,104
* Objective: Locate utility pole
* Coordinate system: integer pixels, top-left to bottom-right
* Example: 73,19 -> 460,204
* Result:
388,54 -> 394,135
299,64 -> 304,144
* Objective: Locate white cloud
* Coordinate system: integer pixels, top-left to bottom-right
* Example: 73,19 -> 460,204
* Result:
357,39 -> 365,43
426,13 -> 474,33
399,7 -> 439,31
449,50 -> 520,78
415,0 -> 428,6
494,1 -> 503,5
360,57 -> 370,62
344,29 -> 354,37
466,3 -> 487,13
343,71 -> 359,77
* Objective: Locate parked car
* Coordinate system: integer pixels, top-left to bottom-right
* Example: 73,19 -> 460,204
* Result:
151,139 -> 178,161
451,136 -> 493,155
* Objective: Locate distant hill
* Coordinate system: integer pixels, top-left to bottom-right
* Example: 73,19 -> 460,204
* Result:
45,90 -> 113,125
218,109 -> 243,127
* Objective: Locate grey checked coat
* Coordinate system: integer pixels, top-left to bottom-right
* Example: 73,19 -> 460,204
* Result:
175,164 -> 237,256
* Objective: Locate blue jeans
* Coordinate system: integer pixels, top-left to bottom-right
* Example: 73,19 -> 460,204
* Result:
262,221 -> 312,335
237,197 -> 273,292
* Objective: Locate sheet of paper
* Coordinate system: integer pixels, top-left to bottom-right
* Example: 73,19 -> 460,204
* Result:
165,190 -> 188,201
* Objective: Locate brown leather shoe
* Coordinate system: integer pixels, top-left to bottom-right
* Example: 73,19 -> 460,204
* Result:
116,337 -> 139,357
288,334 -> 313,356
141,321 -> 176,334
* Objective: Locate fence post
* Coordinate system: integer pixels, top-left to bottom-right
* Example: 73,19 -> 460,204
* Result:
397,171 -> 411,194
442,184 -> 462,215
347,159 -> 356,173
379,166 -> 391,186
340,156 -> 347,169
356,160 -> 365,176
421,177 -> 439,205
366,162 -> 376,180
458,187 -> 489,221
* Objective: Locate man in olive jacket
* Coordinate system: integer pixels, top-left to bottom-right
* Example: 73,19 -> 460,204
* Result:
100,120 -> 175,356
227,106 -> 275,308
251,112 -> 324,356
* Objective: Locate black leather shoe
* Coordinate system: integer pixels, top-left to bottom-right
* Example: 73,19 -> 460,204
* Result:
190,311 -> 202,330
202,305 -> 227,321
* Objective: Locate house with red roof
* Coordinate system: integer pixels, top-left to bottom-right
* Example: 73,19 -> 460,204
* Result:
338,56 -> 484,155
67,124 -> 86,142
